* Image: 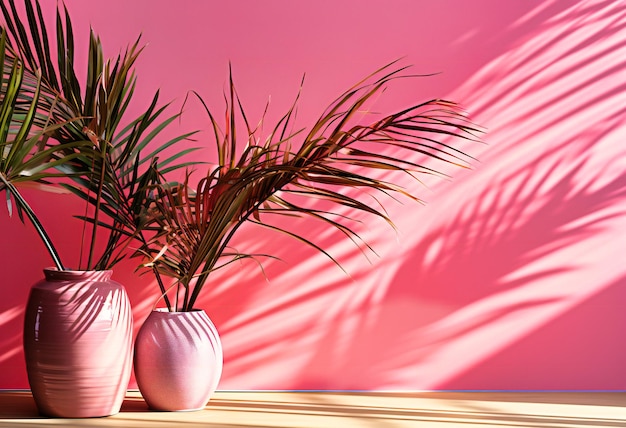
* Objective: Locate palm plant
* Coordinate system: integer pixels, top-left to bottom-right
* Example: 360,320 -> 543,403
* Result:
1,0 -> 197,271
0,30 -> 87,270
139,63 -> 482,312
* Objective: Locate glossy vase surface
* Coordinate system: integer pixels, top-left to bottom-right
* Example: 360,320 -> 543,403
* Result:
134,309 -> 223,411
23,268 -> 133,418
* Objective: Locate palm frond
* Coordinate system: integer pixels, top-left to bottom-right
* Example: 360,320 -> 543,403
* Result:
138,63 -> 483,311
2,0 -> 200,270
0,30 -> 89,270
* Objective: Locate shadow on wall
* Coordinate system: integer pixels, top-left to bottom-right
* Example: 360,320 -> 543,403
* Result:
290,151 -> 626,390
0,305 -> 24,387
0,214 -> 53,387
314,0 -> 626,389
201,0 -> 626,389
446,273 -> 626,390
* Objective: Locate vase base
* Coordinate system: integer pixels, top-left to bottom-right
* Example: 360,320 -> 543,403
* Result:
149,406 -> 206,412
38,410 -> 119,418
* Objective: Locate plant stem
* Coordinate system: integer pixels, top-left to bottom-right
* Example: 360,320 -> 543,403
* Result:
87,136 -> 107,270
152,267 -> 172,311
182,283 -> 190,311
0,175 -> 65,270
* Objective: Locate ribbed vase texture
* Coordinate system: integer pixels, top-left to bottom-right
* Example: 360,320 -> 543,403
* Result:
134,309 -> 223,411
23,268 -> 133,418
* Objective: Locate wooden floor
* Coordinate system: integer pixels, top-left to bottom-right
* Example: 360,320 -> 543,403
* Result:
0,390 -> 625,427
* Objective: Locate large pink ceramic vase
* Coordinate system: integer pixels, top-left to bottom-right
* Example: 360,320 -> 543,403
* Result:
23,268 -> 133,418
134,309 -> 223,411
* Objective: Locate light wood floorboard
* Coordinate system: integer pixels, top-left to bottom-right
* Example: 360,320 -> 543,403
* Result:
1,391 -> 625,427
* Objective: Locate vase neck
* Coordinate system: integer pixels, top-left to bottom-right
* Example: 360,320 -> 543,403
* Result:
43,268 -> 113,282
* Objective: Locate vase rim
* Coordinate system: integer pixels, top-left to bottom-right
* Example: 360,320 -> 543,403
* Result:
43,267 -> 113,281
152,308 -> 206,314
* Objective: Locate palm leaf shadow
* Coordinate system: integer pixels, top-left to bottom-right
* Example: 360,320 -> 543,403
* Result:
204,0 -> 626,388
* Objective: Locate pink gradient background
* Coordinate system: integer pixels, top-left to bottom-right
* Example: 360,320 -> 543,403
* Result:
2,0 -> 626,390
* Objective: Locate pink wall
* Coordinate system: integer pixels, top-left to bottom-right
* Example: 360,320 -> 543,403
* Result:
2,0 -> 626,390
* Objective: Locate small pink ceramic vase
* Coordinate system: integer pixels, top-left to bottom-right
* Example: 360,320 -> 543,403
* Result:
134,309 -> 223,411
23,268 -> 133,418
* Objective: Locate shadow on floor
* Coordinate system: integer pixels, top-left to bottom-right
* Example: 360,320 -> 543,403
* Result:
0,391 -> 625,427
